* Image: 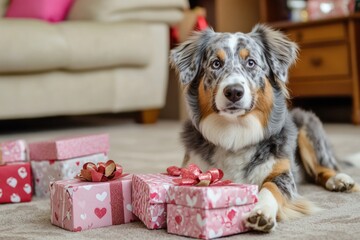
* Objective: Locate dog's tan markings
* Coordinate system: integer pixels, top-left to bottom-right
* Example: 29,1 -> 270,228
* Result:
264,159 -> 290,183
297,128 -> 336,187
261,159 -> 314,221
262,182 -> 286,207
198,78 -> 215,119
250,78 -> 273,127
239,48 -> 249,60
216,49 -> 226,62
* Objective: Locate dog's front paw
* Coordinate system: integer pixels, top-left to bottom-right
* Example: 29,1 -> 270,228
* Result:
245,206 -> 276,232
326,173 -> 355,192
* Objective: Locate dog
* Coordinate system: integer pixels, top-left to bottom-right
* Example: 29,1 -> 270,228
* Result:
170,24 -> 357,232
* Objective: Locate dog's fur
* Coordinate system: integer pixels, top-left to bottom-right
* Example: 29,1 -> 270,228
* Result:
170,24 -> 357,232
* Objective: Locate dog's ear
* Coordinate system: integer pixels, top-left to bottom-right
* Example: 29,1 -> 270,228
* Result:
170,29 -> 215,85
250,24 -> 298,83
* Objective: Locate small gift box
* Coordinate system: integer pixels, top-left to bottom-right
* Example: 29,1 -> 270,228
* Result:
165,164 -> 258,239
167,185 -> 258,239
32,153 -> 107,197
50,160 -> 137,231
132,173 -> 178,229
0,140 -> 28,165
0,162 -> 32,204
29,134 -> 109,160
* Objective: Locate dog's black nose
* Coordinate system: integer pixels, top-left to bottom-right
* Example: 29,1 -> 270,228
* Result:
223,84 -> 244,103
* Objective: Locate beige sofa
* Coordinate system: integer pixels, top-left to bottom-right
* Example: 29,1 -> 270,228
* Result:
0,0 -> 187,123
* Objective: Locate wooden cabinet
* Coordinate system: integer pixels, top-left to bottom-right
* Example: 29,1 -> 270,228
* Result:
271,16 -> 360,124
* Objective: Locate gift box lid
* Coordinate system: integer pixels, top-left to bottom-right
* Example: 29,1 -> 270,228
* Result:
29,134 -> 109,160
167,184 -> 258,209
132,174 -> 178,204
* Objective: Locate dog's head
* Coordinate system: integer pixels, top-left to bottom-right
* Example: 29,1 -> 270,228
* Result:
170,24 -> 297,134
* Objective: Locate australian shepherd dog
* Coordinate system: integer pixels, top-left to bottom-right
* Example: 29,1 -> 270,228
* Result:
170,24 -> 357,232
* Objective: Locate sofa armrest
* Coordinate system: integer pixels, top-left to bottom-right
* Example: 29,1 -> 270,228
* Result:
68,0 -> 188,25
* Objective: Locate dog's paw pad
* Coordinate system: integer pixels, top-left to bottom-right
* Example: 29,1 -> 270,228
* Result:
326,173 -> 355,192
245,209 -> 276,232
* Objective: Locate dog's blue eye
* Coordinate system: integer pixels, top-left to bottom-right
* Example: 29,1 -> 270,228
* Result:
211,60 -> 222,70
247,59 -> 256,68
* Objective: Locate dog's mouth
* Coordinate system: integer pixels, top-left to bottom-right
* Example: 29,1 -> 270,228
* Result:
220,97 -> 255,116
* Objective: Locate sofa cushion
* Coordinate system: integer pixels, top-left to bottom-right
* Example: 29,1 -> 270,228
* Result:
5,0 -> 74,23
0,19 -> 151,73
68,0 -> 187,24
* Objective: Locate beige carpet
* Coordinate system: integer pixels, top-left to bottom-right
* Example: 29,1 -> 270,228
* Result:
1,116 -> 360,240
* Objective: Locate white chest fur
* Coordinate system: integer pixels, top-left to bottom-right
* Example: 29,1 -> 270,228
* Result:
199,113 -> 264,152
187,147 -> 275,187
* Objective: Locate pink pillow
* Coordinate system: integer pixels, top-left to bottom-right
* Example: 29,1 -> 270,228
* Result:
5,0 -> 74,23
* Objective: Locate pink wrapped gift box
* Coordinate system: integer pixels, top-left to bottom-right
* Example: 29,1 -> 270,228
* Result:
29,134 -> 109,160
167,184 -> 258,239
50,175 -> 137,232
0,140 -> 28,165
0,162 -> 32,204
132,174 -> 179,229
31,153 -> 107,197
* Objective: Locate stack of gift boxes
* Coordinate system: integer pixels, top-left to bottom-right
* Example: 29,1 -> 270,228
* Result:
30,134 -> 109,197
0,140 -> 31,204
1,134 -> 259,239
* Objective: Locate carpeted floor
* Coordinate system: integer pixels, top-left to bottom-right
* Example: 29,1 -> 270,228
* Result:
1,116 -> 360,240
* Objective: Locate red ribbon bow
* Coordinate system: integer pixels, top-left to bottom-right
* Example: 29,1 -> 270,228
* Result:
167,164 -> 232,186
77,160 -> 125,182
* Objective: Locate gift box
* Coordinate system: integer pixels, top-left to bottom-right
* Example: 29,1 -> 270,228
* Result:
50,174 -> 137,232
29,134 -> 109,160
31,153 -> 107,197
0,140 -> 28,165
167,184 -> 258,239
132,174 -> 179,229
0,162 -> 32,204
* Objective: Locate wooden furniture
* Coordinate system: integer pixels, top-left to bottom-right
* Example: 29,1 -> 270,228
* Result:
271,15 -> 360,125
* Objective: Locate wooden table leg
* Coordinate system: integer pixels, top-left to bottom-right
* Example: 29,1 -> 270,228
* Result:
136,109 -> 160,124
349,20 -> 360,125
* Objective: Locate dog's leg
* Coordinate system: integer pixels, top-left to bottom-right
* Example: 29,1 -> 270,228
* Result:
245,159 -> 313,232
297,128 -> 356,192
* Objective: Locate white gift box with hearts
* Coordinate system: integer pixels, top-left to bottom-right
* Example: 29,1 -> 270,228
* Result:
0,162 -> 32,204
0,140 -> 28,165
131,174 -> 181,230
166,184 -> 258,239
50,175 -> 138,232
31,153 -> 107,197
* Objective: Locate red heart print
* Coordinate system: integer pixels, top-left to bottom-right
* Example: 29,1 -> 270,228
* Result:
76,161 -> 80,166
94,208 -> 107,219
55,212 -> 59,221
73,226 -> 82,232
150,192 -> 158,199
227,209 -> 236,221
175,215 -> 182,225
49,160 -> 56,165
36,178 -> 40,183
199,234 -> 206,239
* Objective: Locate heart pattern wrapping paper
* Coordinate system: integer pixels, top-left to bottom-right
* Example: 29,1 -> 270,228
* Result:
131,173 -> 179,229
166,184 -> 258,239
0,162 -> 32,204
31,153 -> 107,197
50,175 -> 137,232
167,203 -> 256,239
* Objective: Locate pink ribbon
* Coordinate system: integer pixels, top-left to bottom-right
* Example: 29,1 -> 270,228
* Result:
166,164 -> 232,186
77,160 -> 125,182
